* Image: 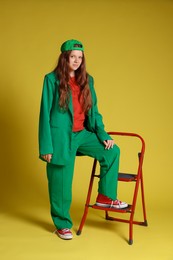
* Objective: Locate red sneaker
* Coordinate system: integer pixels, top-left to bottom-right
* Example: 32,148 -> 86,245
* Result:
54,228 -> 73,240
96,194 -> 128,209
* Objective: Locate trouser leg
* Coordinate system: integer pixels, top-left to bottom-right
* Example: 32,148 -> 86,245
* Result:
46,159 -> 75,229
46,129 -> 120,230
76,129 -> 120,200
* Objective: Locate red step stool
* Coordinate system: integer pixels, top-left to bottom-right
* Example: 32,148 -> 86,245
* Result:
77,132 -> 148,245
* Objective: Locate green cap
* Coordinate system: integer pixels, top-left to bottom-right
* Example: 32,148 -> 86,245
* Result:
61,39 -> 84,52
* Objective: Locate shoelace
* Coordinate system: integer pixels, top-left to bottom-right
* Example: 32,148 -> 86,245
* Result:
53,228 -> 71,234
110,199 -> 121,208
61,228 -> 70,233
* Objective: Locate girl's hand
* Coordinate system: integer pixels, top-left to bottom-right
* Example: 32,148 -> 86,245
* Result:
41,154 -> 52,163
103,140 -> 114,149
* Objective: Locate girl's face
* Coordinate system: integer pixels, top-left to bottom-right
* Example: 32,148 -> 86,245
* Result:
68,50 -> 83,75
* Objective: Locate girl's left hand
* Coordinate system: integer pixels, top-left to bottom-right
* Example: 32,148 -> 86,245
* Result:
103,140 -> 114,149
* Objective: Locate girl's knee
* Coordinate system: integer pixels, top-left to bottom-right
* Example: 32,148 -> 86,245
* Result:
105,144 -> 120,162
113,144 -> 120,157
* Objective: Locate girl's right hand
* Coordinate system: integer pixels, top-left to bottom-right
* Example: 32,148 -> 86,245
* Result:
41,154 -> 52,163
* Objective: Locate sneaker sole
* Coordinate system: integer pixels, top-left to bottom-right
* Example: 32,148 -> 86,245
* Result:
95,202 -> 128,209
54,230 -> 73,240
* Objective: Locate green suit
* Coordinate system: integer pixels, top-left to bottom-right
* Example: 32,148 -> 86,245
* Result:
39,72 -> 120,229
39,71 -> 111,165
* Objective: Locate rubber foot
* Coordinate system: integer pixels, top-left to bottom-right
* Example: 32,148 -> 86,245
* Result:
129,239 -> 133,245
144,220 -> 148,226
76,230 -> 81,236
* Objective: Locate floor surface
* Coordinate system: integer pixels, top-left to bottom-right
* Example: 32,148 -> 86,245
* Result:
1,199 -> 172,260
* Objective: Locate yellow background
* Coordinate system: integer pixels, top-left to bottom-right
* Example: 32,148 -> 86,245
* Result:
0,0 -> 173,259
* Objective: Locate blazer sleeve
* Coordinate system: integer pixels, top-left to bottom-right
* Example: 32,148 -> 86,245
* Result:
90,76 -> 112,142
38,75 -> 55,156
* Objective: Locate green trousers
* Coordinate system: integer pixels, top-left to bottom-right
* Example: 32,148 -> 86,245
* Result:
46,129 -> 120,229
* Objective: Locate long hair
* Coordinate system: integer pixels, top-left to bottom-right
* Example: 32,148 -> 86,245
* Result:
54,51 -> 92,114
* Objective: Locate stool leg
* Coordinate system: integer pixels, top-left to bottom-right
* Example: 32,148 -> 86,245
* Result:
77,206 -> 89,235
141,174 -> 148,225
129,218 -> 133,245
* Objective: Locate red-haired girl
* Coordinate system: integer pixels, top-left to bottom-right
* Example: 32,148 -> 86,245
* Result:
39,39 -> 128,240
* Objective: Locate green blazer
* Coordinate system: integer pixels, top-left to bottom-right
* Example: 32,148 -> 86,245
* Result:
39,71 -> 111,165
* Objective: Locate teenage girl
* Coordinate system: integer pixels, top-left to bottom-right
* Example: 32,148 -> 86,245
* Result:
39,39 -> 128,240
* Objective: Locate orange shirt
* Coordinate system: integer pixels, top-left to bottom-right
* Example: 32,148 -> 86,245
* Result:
69,77 -> 85,132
